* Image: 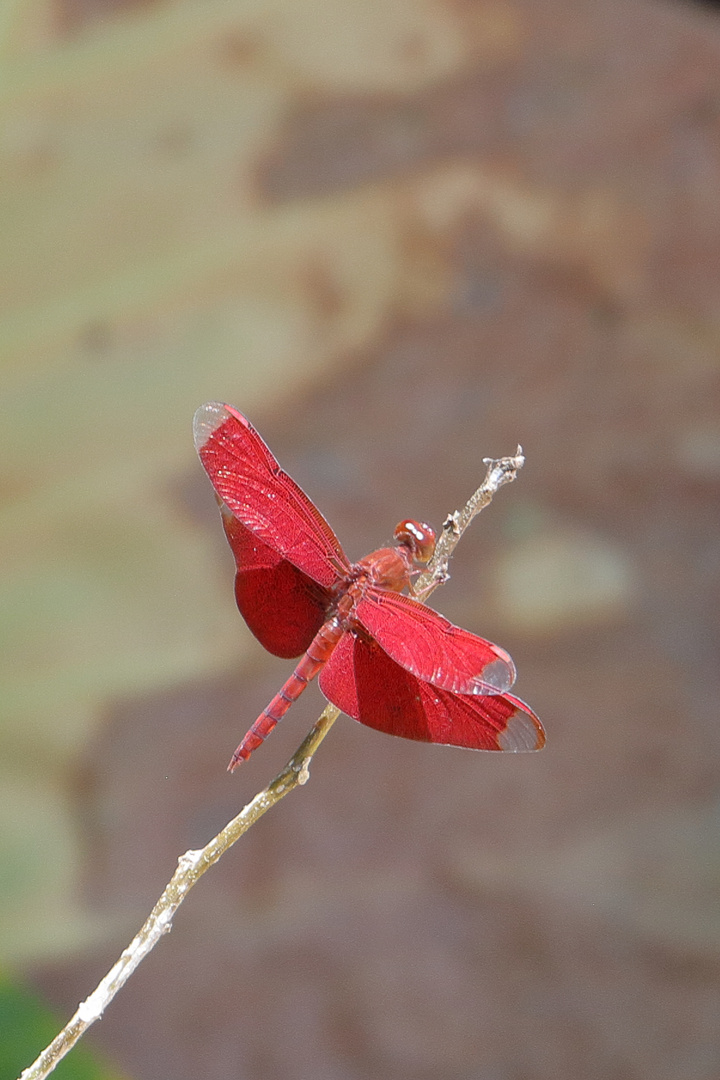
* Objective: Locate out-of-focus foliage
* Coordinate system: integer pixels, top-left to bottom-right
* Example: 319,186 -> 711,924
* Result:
0,973 -> 121,1080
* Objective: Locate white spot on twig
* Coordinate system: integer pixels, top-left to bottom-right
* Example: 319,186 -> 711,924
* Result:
178,849 -> 203,873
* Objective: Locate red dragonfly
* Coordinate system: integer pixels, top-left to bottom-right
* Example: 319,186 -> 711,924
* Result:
194,403 -> 545,770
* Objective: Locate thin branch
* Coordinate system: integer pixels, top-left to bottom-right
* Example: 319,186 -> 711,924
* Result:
19,708 -> 339,1080
18,446 -> 523,1080
414,446 -> 524,602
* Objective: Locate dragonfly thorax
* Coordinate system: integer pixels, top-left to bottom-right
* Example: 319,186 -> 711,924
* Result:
351,545 -> 413,594
349,519 -> 435,596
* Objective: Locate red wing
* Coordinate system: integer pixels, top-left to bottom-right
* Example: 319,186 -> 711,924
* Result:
220,507 -> 333,658
194,402 -> 350,589
319,633 -> 545,751
353,588 -> 516,695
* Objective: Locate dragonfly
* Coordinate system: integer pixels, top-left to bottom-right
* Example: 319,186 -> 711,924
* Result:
194,403 -> 545,770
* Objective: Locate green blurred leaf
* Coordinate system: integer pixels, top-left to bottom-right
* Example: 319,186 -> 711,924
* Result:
0,973 -> 124,1080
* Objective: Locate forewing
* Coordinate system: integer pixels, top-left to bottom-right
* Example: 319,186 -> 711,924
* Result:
221,508 -> 332,658
194,402 -> 350,589
319,634 -> 545,751
353,588 -> 516,695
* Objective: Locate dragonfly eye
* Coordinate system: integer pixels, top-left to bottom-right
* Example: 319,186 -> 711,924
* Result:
394,519 -> 436,563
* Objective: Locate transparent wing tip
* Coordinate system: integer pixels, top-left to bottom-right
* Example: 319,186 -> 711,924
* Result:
470,655 -> 517,695
497,704 -> 546,752
193,402 -> 230,452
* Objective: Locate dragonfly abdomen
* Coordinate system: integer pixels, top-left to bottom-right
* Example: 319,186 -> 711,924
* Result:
227,615 -> 345,770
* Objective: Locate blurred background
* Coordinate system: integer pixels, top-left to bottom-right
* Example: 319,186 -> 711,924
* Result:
2,0 -> 720,1077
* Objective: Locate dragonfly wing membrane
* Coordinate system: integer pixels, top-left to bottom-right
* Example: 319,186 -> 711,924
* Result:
319,633 -> 544,751
221,509 -> 333,658
194,402 -> 350,589
354,589 -> 516,695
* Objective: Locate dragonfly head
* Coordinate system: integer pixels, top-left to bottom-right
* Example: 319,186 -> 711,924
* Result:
394,519 -> 436,564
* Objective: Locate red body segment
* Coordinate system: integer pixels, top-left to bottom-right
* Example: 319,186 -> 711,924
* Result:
229,613 -> 346,768
193,402 -> 545,770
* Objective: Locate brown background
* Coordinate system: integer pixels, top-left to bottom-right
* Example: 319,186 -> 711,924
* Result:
2,0 -> 720,1078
